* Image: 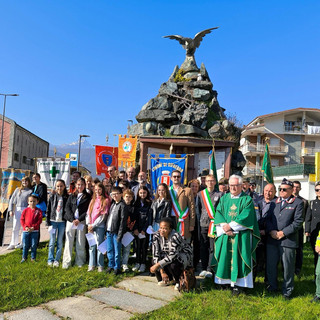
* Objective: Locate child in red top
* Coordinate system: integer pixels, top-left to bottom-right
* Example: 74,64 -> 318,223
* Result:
20,194 -> 43,262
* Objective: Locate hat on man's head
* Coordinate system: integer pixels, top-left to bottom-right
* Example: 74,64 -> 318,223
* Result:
281,178 -> 293,187
243,177 -> 250,183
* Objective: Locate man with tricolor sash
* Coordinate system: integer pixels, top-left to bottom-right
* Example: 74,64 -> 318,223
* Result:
212,174 -> 260,294
197,174 -> 223,278
169,170 -> 195,243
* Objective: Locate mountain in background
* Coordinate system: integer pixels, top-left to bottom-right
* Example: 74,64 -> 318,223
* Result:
48,139 -> 100,177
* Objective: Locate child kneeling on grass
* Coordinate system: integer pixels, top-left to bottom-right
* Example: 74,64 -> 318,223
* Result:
20,194 -> 43,263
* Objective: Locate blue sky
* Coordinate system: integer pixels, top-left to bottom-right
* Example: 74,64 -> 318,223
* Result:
1,1 -> 319,147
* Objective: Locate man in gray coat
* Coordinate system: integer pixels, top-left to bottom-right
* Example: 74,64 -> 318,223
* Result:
266,179 -> 303,299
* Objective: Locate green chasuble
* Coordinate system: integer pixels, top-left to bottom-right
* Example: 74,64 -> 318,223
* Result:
212,192 -> 260,283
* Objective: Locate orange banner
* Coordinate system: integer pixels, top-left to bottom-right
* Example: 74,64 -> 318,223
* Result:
118,135 -> 138,167
95,146 -> 118,176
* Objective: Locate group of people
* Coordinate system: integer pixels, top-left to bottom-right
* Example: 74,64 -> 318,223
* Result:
6,167 -> 320,299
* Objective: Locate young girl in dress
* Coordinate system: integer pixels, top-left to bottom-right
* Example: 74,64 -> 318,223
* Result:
132,186 -> 153,273
86,182 -> 111,272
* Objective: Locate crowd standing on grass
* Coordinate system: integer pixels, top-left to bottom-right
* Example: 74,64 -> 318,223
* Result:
6,166 -> 320,298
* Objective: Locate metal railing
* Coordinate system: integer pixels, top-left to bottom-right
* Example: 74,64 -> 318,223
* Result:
240,143 -> 288,154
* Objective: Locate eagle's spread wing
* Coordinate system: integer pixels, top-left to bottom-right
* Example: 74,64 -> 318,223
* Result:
163,35 -> 188,49
193,27 -> 219,48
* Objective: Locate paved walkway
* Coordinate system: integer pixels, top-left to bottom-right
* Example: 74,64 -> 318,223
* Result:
1,275 -> 181,319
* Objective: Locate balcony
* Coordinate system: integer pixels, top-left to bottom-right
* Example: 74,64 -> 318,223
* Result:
240,142 -> 288,156
301,147 -> 320,157
242,165 -> 263,177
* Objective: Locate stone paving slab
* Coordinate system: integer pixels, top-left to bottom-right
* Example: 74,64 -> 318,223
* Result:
134,275 -> 158,283
45,296 -> 131,320
117,278 -> 179,302
3,307 -> 59,320
86,287 -> 166,313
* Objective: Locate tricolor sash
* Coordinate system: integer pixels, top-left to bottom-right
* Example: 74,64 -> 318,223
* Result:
169,186 -> 189,236
200,189 -> 216,237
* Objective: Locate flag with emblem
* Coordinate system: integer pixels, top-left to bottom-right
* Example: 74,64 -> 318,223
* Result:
36,158 -> 70,189
209,141 -> 219,191
261,143 -> 274,183
95,146 -> 118,176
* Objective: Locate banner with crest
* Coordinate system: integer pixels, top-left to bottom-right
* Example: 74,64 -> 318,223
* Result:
118,135 -> 137,167
95,146 -> 118,176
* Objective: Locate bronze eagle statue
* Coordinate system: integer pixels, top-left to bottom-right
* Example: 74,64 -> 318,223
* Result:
163,27 -> 219,57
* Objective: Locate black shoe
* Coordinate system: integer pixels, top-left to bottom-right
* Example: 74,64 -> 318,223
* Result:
283,294 -> 292,300
113,269 -> 121,276
311,296 -> 320,303
106,267 -> 113,273
232,287 -> 241,296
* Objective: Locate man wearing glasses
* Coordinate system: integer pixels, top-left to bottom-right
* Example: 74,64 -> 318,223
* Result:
266,178 -> 303,300
212,175 -> 260,294
169,170 -> 195,243
107,166 -> 117,186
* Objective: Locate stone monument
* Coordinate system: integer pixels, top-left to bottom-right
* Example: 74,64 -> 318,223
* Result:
129,28 -> 241,143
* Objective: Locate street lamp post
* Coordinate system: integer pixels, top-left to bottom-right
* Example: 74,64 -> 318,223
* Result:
77,134 -> 90,171
0,93 -> 19,167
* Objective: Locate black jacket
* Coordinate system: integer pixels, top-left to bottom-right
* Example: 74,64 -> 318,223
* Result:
32,182 -> 48,205
151,199 -> 172,224
64,192 -> 91,222
134,202 -> 153,232
305,198 -> 320,237
266,196 -> 303,248
106,200 -> 128,241
46,193 -> 68,226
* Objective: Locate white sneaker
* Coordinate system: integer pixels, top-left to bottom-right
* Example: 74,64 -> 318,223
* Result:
7,245 -> 15,250
199,270 -> 207,277
138,264 -> 146,273
48,261 -> 53,267
98,267 -> 104,273
53,261 -> 59,267
158,281 -> 169,287
174,283 -> 180,291
122,264 -> 130,272
132,263 -> 140,272
88,266 -> 95,272
15,243 -> 23,249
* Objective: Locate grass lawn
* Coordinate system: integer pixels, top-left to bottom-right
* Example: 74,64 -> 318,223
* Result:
0,241 -> 131,313
136,246 -> 320,320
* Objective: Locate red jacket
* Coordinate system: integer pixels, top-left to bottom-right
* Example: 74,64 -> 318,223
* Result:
20,207 -> 43,231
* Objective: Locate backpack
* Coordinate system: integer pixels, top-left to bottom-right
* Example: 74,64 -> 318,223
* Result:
179,267 -> 196,292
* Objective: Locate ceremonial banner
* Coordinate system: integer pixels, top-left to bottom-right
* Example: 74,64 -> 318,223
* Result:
261,143 -> 274,183
95,146 -> 118,176
0,168 -> 30,215
118,135 -> 137,167
36,158 -> 70,189
150,155 -> 187,191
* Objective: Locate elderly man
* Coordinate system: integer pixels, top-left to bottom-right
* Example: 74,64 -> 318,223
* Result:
212,174 -> 260,294
126,167 -> 138,189
132,171 -> 152,199
266,179 -> 303,299
254,183 -> 277,281
197,174 -> 223,278
169,170 -> 195,243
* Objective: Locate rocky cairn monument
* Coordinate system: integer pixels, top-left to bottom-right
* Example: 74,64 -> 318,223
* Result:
128,27 -> 241,142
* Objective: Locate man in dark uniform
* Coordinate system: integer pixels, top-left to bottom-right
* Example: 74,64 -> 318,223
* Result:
266,179 -> 303,299
292,180 -> 308,276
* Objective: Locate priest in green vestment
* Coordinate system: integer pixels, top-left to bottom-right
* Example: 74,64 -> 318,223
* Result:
212,175 -> 260,292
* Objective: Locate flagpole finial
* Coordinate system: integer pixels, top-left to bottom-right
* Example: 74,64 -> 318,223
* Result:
169,144 -> 174,154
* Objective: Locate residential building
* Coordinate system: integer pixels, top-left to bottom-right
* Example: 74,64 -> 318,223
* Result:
0,115 -> 49,171
240,108 -> 320,199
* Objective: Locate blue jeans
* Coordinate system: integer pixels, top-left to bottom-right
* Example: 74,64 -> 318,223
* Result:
122,242 -> 131,265
22,231 -> 39,260
106,232 -> 122,270
89,227 -> 106,267
48,221 -> 66,262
